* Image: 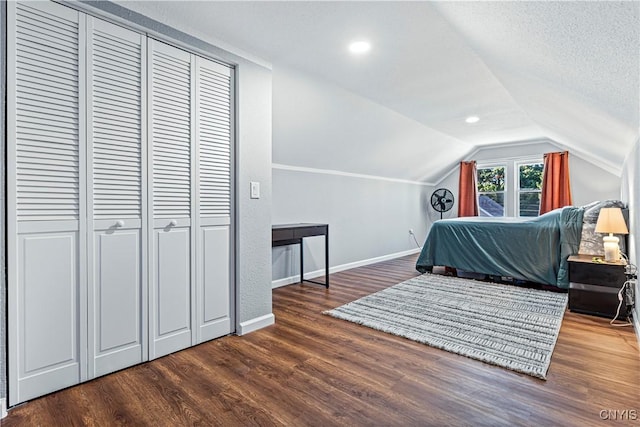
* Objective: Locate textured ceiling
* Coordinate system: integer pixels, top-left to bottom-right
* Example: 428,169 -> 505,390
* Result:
433,1 -> 640,174
115,1 -> 639,182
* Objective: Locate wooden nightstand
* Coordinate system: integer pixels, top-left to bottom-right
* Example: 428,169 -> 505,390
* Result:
568,254 -> 627,319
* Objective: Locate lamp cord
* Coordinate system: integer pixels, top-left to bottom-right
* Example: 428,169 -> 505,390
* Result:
610,279 -> 634,327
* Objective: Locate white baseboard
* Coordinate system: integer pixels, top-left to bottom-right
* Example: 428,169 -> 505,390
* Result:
237,313 -> 275,335
272,247 -> 421,289
1,397 -> 7,419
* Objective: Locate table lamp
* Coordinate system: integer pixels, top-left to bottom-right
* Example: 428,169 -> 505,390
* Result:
595,207 -> 628,262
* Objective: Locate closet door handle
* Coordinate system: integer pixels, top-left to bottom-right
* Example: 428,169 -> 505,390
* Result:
169,219 -> 177,227
115,220 -> 125,227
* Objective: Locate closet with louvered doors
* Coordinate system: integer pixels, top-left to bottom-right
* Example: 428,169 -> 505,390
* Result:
7,0 -> 234,406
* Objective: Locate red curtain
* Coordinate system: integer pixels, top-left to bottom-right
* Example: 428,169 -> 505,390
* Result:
539,151 -> 572,215
458,161 -> 478,217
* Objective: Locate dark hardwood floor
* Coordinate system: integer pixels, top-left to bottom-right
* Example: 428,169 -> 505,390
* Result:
4,254 -> 639,426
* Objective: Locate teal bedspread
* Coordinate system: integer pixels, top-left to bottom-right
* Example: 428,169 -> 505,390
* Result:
415,206 -> 584,288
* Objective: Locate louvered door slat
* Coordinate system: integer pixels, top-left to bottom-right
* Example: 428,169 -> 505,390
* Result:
94,94 -> 141,114
93,40 -> 139,58
18,99 -> 77,115
152,102 -> 191,117
17,4 -> 78,28
94,145 -> 139,157
18,69 -> 79,93
18,52 -> 78,71
94,109 -> 141,125
91,21 -> 142,221
93,152 -> 140,165
200,122 -> 231,135
93,120 -> 141,136
15,2 -> 79,221
93,70 -> 141,88
199,61 -> 231,218
18,93 -> 78,112
152,45 -> 191,219
16,41 -> 77,65
94,179 -> 141,188
94,86 -> 141,103
153,149 -> 189,160
19,54 -> 79,78
15,25 -> 78,52
93,42 -> 141,63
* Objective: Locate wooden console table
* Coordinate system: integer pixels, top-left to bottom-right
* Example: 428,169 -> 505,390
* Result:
272,223 -> 329,288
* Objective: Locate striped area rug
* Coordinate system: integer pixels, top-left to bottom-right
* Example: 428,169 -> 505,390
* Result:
324,274 -> 568,379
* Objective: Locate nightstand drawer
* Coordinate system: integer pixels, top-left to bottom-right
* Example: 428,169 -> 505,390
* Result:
568,282 -> 627,318
568,261 -> 626,288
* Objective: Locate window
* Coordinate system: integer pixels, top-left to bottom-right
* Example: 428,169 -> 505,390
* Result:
517,162 -> 544,216
476,158 -> 544,217
477,165 -> 506,217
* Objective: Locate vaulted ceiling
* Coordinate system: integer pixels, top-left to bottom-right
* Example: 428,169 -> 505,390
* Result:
115,1 -> 639,182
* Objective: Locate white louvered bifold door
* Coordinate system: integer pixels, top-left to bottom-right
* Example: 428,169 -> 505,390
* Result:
7,1 -> 87,405
148,40 -> 195,359
195,57 -> 233,343
87,17 -> 147,378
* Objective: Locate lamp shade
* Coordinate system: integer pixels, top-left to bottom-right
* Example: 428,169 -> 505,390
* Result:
595,207 -> 628,235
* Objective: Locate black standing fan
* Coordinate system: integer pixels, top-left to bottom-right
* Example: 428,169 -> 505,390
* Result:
430,188 -> 454,219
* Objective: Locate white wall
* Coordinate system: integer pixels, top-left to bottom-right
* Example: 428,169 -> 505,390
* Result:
436,140 -> 622,215
270,66 -> 435,285
621,137 -> 639,335
272,167 -> 431,285
270,65 -> 469,183
235,62 -> 274,329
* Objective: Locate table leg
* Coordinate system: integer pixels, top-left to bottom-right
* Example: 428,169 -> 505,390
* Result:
300,239 -> 304,284
325,230 -> 329,288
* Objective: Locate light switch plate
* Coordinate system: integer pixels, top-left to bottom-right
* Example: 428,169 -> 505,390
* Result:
250,181 -> 260,199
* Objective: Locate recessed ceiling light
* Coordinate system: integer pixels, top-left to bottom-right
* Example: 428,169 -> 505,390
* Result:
465,116 -> 480,124
348,40 -> 371,55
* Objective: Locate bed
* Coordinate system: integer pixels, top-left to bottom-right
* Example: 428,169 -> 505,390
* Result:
415,206 -> 585,289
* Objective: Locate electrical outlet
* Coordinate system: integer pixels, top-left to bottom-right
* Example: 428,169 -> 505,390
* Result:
409,229 -> 414,235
